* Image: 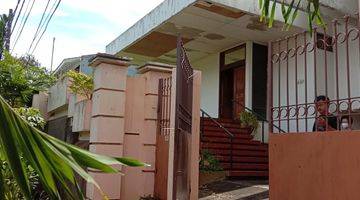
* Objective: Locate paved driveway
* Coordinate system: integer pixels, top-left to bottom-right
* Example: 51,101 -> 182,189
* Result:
199,180 -> 269,200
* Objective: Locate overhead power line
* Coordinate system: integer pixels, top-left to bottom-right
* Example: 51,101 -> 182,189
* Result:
30,0 -> 61,55
11,0 -> 36,52
11,0 -> 31,46
27,0 -> 51,53
11,0 -> 25,34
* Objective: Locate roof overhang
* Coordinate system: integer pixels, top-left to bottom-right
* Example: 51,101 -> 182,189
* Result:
106,0 -> 358,66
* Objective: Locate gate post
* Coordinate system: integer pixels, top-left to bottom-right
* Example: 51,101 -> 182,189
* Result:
190,69 -> 201,200
87,54 -> 129,200
167,68 -> 201,200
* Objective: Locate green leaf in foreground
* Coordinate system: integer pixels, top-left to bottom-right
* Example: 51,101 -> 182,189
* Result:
0,95 -> 148,199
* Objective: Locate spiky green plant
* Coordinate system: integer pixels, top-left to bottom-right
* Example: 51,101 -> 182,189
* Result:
260,0 -> 324,32
0,95 -> 148,199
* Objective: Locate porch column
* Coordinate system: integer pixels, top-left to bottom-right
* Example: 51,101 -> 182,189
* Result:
86,54 -> 129,200
245,41 -> 253,109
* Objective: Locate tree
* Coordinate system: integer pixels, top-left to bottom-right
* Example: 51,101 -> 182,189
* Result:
0,94 -> 147,199
0,14 -> 8,58
67,70 -> 93,100
19,54 -> 42,67
260,0 -> 324,31
0,52 -> 55,107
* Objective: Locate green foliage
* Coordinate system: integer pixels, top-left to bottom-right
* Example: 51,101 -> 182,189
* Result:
0,156 -> 49,200
239,111 -> 259,132
259,0 -> 324,32
14,107 -> 46,130
200,150 -> 223,172
0,52 -> 56,107
67,70 -> 93,100
0,94 -> 148,199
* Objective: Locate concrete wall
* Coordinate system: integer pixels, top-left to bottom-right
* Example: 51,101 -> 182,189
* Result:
270,131 -> 360,200
32,92 -> 49,120
80,54 -> 95,75
47,77 -> 69,112
72,100 -> 92,132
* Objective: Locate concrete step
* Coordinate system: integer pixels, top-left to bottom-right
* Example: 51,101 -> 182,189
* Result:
202,143 -> 268,151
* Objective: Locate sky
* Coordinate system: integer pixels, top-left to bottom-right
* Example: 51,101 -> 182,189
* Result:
1,0 -> 164,70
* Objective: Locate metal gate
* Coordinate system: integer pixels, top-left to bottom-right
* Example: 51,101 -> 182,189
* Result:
155,37 -> 194,200
173,37 -> 194,200
155,77 -> 172,199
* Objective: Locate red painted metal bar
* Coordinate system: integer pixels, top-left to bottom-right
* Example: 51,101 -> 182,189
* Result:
286,37 -> 290,132
313,28 -> 319,131
278,42 -> 281,130
267,41 -> 274,133
303,32 -> 309,132
294,35 -> 299,132
345,16 -> 352,129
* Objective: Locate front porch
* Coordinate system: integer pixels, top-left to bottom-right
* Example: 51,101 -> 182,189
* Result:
101,0 -> 360,199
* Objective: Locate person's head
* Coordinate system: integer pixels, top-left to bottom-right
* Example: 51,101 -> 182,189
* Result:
314,95 -> 330,115
341,115 -> 353,124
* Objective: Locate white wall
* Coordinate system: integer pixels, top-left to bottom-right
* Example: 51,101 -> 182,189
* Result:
193,53 -> 220,117
245,41 -> 253,109
193,42 -> 255,118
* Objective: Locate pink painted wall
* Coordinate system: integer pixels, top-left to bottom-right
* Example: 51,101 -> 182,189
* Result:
121,65 -> 172,200
86,57 -> 201,199
270,131 -> 360,200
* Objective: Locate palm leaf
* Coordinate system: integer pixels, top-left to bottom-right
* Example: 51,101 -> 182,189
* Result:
268,0 -> 277,27
0,95 -> 148,199
260,0 -> 325,33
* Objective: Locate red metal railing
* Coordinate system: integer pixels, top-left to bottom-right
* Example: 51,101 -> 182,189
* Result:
268,14 -> 360,133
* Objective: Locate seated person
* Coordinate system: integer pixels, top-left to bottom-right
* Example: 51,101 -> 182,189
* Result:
340,115 -> 354,131
313,95 -> 338,132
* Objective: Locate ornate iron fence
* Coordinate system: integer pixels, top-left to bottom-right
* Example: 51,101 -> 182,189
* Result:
157,77 -> 172,138
268,14 -> 360,133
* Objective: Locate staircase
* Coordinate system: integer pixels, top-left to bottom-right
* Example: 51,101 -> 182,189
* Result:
201,117 -> 269,178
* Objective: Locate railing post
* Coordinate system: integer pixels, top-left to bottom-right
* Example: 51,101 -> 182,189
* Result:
262,121 -> 265,143
230,136 -> 233,173
201,111 -> 204,141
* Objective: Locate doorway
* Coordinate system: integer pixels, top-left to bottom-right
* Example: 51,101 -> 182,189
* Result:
219,44 -> 246,119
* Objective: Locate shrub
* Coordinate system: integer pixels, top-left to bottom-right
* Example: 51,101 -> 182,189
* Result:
239,111 -> 259,133
200,150 -> 223,172
14,107 -> 46,130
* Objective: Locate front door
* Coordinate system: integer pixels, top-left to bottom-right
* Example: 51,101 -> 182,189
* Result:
233,67 -> 245,118
219,44 -> 246,119
219,66 -> 245,119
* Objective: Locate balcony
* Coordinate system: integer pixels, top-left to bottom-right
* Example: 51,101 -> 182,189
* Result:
47,77 -> 70,112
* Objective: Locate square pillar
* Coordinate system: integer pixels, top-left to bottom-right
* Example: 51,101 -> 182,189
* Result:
137,62 -> 173,198
86,53 -> 129,200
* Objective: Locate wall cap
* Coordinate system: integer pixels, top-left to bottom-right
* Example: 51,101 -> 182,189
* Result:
89,53 -> 131,68
138,61 -> 174,74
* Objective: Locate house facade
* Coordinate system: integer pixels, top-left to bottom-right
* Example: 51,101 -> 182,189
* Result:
33,0 -> 360,199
